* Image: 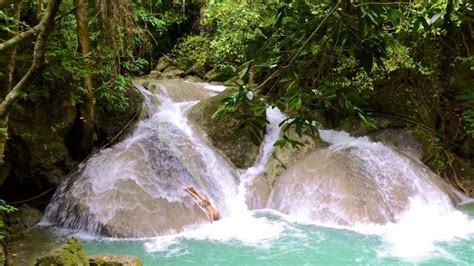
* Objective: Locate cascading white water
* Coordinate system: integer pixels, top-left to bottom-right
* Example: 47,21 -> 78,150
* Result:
145,106 -> 288,249
43,80 -> 240,237
229,107 -> 286,215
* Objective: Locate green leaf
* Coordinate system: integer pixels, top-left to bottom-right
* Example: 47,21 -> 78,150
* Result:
239,61 -> 253,84
208,65 -> 238,81
274,135 -> 304,149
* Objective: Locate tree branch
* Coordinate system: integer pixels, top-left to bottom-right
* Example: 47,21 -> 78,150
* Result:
0,0 -> 62,118
2,0 -> 23,97
0,23 -> 42,52
284,1 -> 342,69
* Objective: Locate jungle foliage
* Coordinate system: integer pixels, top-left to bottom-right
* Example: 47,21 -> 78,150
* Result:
174,0 -> 473,163
0,0 -> 472,188
0,0 -> 201,111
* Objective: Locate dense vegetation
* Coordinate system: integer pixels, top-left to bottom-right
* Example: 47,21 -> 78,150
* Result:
174,0 -> 474,178
0,0 -> 473,261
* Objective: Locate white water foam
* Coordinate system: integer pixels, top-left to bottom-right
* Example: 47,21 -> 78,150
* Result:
229,107 -> 286,215
145,213 -> 286,252
379,198 -> 474,260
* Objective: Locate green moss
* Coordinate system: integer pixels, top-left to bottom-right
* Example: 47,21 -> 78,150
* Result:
89,254 -> 144,266
35,238 -> 89,266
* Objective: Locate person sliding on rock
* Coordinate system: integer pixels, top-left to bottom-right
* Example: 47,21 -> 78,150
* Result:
184,185 -> 221,222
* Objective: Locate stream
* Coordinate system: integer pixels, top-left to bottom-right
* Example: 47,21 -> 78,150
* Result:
28,80 -> 474,265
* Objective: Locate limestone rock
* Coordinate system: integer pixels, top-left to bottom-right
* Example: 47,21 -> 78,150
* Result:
140,79 -> 214,102
245,174 -> 273,210
44,80 -> 236,238
246,129 -> 322,209
44,134 -> 211,238
5,204 -> 42,241
370,129 -> 423,160
89,254 -> 143,266
268,140 -> 459,226
149,70 -> 162,78
155,56 -> 172,72
161,68 -> 185,79
337,115 -> 406,137
184,75 -> 204,83
188,91 -> 260,168
35,238 -> 88,266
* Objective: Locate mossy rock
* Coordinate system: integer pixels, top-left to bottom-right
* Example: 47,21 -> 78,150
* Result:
338,115 -> 406,137
89,254 -> 143,266
7,90 -> 77,187
188,91 -> 260,168
5,204 -> 42,241
35,238 -> 88,266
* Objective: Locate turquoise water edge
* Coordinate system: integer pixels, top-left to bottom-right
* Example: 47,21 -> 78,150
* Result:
81,207 -> 474,266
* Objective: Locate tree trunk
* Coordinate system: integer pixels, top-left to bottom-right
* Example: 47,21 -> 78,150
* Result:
73,0 -> 94,157
2,1 -> 23,98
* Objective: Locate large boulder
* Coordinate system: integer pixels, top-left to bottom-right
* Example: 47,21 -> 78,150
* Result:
139,79 -> 214,103
35,238 -> 88,266
45,80 -> 238,237
5,204 -> 42,241
188,91 -> 260,168
6,91 -> 77,188
44,135 -> 210,238
267,131 -> 460,226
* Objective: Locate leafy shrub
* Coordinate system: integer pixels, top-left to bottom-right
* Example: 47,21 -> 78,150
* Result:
0,200 -> 16,240
174,0 -> 278,72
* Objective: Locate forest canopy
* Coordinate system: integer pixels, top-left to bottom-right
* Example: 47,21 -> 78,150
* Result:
0,0 -> 472,182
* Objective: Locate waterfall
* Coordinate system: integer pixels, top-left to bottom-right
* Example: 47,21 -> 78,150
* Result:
43,80 -> 240,237
229,107 -> 286,215
43,79 -> 473,260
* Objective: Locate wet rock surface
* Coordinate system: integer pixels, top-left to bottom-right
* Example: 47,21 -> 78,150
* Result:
188,91 -> 261,169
